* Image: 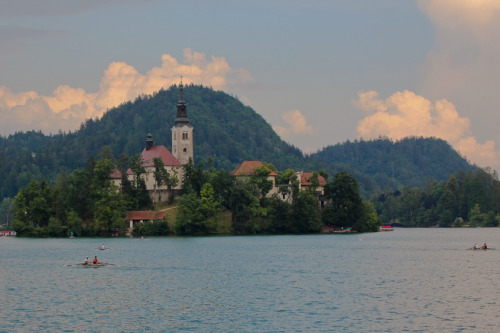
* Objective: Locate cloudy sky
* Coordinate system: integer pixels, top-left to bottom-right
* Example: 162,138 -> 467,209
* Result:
1,0 -> 500,172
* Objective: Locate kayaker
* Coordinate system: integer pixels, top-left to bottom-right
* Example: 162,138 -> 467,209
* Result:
83,256 -> 89,265
100,244 -> 105,250
482,243 -> 487,249
473,243 -> 480,249
93,256 -> 100,264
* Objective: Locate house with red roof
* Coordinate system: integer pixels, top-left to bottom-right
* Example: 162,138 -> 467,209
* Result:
125,211 -> 167,230
231,161 -> 279,197
297,171 -> 327,195
231,161 -> 327,203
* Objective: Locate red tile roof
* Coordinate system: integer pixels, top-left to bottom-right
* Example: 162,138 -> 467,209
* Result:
141,145 -> 181,167
300,172 -> 327,186
110,168 -> 122,179
109,145 -> 180,179
231,161 -> 278,176
125,211 -> 166,220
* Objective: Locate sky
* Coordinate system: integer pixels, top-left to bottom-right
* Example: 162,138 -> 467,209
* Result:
1,0 -> 500,173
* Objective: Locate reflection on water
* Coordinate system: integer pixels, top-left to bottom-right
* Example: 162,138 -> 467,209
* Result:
2,229 -> 500,332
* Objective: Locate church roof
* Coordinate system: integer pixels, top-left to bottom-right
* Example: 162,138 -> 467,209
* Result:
231,161 -> 278,177
141,145 -> 182,167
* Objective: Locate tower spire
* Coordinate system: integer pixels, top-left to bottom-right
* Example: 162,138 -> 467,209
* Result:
179,76 -> 184,103
175,79 -> 189,125
171,79 -> 194,165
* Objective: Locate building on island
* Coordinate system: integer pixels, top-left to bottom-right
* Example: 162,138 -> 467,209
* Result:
231,161 -> 280,197
296,171 -> 326,195
125,211 -> 167,230
111,82 -> 193,203
231,161 -> 326,204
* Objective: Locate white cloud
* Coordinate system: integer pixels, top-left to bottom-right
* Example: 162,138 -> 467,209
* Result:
352,1 -> 500,171
417,0 -> 500,31
354,90 -> 500,169
0,49 -> 251,135
273,110 -> 314,139
416,0 -> 500,145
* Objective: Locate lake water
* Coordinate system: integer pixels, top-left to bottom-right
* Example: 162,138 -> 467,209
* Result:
1,228 -> 500,332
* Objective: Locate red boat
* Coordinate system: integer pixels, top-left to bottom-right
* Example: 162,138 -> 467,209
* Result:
380,225 -> 394,231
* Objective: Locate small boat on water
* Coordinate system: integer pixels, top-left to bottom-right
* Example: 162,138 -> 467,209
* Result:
69,262 -> 113,268
468,243 -> 493,250
380,225 -> 394,231
322,226 -> 357,234
331,227 -> 357,234
467,247 -> 494,251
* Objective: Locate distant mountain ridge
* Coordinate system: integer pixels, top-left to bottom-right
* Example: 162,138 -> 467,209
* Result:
310,137 -> 476,191
0,85 -> 476,202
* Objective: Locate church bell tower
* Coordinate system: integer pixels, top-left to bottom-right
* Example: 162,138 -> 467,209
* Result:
171,81 -> 194,165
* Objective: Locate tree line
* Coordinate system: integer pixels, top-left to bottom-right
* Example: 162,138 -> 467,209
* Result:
372,168 -> 500,227
9,148 -> 379,237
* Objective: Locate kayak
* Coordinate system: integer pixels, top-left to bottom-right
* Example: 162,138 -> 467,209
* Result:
467,247 -> 494,251
69,262 -> 113,267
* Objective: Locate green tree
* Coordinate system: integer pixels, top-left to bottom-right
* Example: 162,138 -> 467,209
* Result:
277,169 -> 299,202
66,210 -> 83,236
323,171 -> 363,228
152,157 -> 179,203
435,176 -> 460,227
175,192 -> 213,235
398,187 -> 424,227
130,154 -> 146,187
91,152 -> 128,232
291,191 -> 322,233
266,196 -> 291,233
355,201 -> 380,232
208,169 -> 236,209
229,180 -> 267,234
182,159 -> 209,195
0,197 -> 14,228
468,204 -> 486,227
11,179 -> 52,235
251,165 -> 275,200
200,183 -> 219,217
94,188 -> 127,232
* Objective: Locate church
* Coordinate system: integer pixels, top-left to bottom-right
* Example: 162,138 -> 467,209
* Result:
111,82 -> 193,202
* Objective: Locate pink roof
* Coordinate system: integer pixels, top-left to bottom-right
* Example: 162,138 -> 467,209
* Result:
110,168 -> 122,179
141,145 -> 181,167
300,172 -> 327,186
231,161 -> 278,176
125,211 -> 166,220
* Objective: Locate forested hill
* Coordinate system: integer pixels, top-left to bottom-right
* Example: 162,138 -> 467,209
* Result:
0,85 -> 304,199
0,85 -> 478,203
70,84 -> 305,170
310,137 -> 477,190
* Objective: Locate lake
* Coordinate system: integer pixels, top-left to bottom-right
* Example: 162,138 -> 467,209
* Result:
1,228 -> 500,332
